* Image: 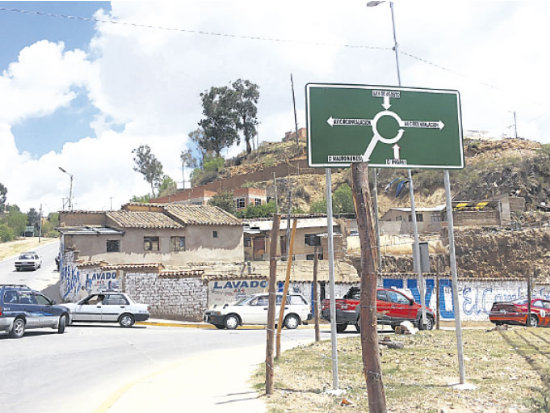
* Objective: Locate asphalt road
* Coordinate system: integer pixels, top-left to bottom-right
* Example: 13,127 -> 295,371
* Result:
0,240 -> 61,300
0,323 -> 320,413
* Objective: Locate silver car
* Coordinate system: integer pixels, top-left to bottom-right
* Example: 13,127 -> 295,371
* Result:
14,251 -> 42,271
63,292 -> 150,327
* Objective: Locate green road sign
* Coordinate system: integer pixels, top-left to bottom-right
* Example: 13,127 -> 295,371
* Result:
306,83 -> 464,169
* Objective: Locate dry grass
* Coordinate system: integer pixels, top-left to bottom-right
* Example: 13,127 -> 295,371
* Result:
0,237 -> 56,261
252,328 -> 550,412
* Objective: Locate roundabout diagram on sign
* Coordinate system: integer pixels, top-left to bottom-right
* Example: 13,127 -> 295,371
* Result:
326,90 -> 445,162
306,83 -> 464,169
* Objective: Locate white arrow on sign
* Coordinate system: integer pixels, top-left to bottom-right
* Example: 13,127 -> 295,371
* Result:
382,96 -> 391,110
392,144 -> 401,159
326,117 -> 372,127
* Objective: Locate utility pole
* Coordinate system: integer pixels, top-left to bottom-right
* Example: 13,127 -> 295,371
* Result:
351,162 -> 387,413
38,204 -> 43,243
276,218 -> 297,358
527,270 -> 532,326
273,173 -> 278,214
266,214 -> 281,395
291,74 -> 300,145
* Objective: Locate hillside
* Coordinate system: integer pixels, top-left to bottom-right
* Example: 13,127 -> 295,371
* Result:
221,136 -> 550,216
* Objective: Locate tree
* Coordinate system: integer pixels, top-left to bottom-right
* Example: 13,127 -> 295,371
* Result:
132,145 -> 164,197
310,199 -> 327,214
0,223 -> 14,242
333,184 -> 355,214
232,79 -> 259,154
198,86 -> 239,156
158,175 -> 177,198
3,205 -> 26,237
0,183 -> 6,213
208,192 -> 236,215
130,194 -> 151,203
190,155 -> 225,187
180,149 -> 197,188
27,208 -> 40,231
238,201 -> 277,218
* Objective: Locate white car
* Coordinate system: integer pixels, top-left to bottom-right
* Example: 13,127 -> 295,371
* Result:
14,251 -> 42,271
204,292 -> 312,330
63,292 -> 150,327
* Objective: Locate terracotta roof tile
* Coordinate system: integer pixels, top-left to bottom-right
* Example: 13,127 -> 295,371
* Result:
106,211 -> 183,229
162,204 -> 242,226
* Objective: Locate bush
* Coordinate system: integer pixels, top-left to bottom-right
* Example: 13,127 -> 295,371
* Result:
238,201 -> 277,218
0,223 -> 15,242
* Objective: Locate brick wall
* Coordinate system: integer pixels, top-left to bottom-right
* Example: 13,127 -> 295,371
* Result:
125,272 -> 207,321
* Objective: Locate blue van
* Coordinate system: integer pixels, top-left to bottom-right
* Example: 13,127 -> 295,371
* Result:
0,284 -> 70,338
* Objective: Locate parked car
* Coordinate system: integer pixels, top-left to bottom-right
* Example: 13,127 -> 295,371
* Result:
489,298 -> 550,327
14,251 -> 42,271
0,284 -> 70,338
204,292 -> 312,330
321,286 -> 436,333
62,291 -> 150,327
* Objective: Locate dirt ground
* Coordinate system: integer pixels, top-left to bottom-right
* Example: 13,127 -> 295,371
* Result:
0,237 -> 56,261
252,327 -> 550,413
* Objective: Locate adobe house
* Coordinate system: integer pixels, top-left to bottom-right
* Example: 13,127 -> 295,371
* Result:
58,203 -> 243,265
242,215 -> 344,261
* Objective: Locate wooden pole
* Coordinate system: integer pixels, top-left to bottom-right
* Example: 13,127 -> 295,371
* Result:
351,162 -> 387,413
436,274 -> 440,330
313,245 -> 320,342
276,218 -> 298,359
266,214 -> 281,395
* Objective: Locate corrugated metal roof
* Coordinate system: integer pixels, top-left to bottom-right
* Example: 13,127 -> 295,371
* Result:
107,211 -> 183,229
163,204 -> 242,226
244,217 -> 334,232
57,226 -> 124,235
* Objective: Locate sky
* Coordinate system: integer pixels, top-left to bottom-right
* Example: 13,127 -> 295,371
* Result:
1,0 -> 550,214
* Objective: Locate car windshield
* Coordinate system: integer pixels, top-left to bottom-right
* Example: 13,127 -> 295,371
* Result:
232,297 -> 250,306
19,254 -> 34,259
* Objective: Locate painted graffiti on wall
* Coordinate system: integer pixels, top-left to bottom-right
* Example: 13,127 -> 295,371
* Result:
208,280 -> 268,307
382,277 -> 550,321
60,259 -> 119,302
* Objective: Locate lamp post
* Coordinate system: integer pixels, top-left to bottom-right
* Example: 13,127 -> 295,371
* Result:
59,167 -> 73,211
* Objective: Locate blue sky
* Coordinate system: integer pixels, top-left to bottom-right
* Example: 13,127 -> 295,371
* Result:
1,1 -> 550,213
0,2 -> 109,156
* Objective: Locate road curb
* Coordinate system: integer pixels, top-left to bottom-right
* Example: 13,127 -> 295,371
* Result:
136,321 -> 322,330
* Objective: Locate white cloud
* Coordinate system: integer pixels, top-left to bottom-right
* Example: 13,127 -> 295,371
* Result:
2,0 -> 550,213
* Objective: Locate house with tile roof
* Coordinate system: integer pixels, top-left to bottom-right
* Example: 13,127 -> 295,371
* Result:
58,203 -> 243,265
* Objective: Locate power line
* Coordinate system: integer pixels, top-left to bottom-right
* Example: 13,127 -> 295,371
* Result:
0,6 -> 390,51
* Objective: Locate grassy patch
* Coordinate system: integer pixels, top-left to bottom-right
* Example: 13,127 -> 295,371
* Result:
252,328 -> 550,412
0,237 -> 56,261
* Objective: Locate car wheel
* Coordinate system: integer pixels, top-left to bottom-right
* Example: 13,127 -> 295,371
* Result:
284,314 -> 300,330
418,315 -> 435,331
224,314 -> 239,330
336,323 -> 348,333
58,315 -> 67,334
119,314 -> 135,328
9,318 -> 25,339
529,315 -> 538,328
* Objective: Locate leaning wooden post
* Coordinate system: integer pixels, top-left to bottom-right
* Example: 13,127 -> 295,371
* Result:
313,245 -> 320,342
527,269 -> 532,326
276,218 -> 298,359
266,214 -> 281,395
351,162 -> 387,413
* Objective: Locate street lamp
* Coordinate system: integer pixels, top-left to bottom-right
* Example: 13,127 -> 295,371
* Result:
59,167 -> 74,211
367,1 -> 401,86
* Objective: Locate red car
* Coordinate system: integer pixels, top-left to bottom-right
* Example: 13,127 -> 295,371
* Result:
489,298 -> 550,327
321,287 -> 435,332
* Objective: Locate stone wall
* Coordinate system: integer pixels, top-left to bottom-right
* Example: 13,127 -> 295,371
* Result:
125,272 -> 207,321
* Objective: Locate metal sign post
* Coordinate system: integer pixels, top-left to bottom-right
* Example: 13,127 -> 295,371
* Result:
325,168 -> 339,390
444,170 -> 466,384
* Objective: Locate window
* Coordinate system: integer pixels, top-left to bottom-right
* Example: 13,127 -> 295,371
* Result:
213,231 -> 218,238
396,216 -> 403,222
431,215 -> 442,223
388,291 -> 411,305
144,236 -> 159,251
106,240 -> 120,252
377,290 -> 388,301
289,295 -> 307,305
244,237 -> 251,247
34,294 -> 51,305
171,236 -> 186,252
103,294 -> 129,305
235,198 -> 246,209
254,198 -> 262,206
18,292 -> 37,305
408,213 -> 424,222
533,300 -> 544,308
